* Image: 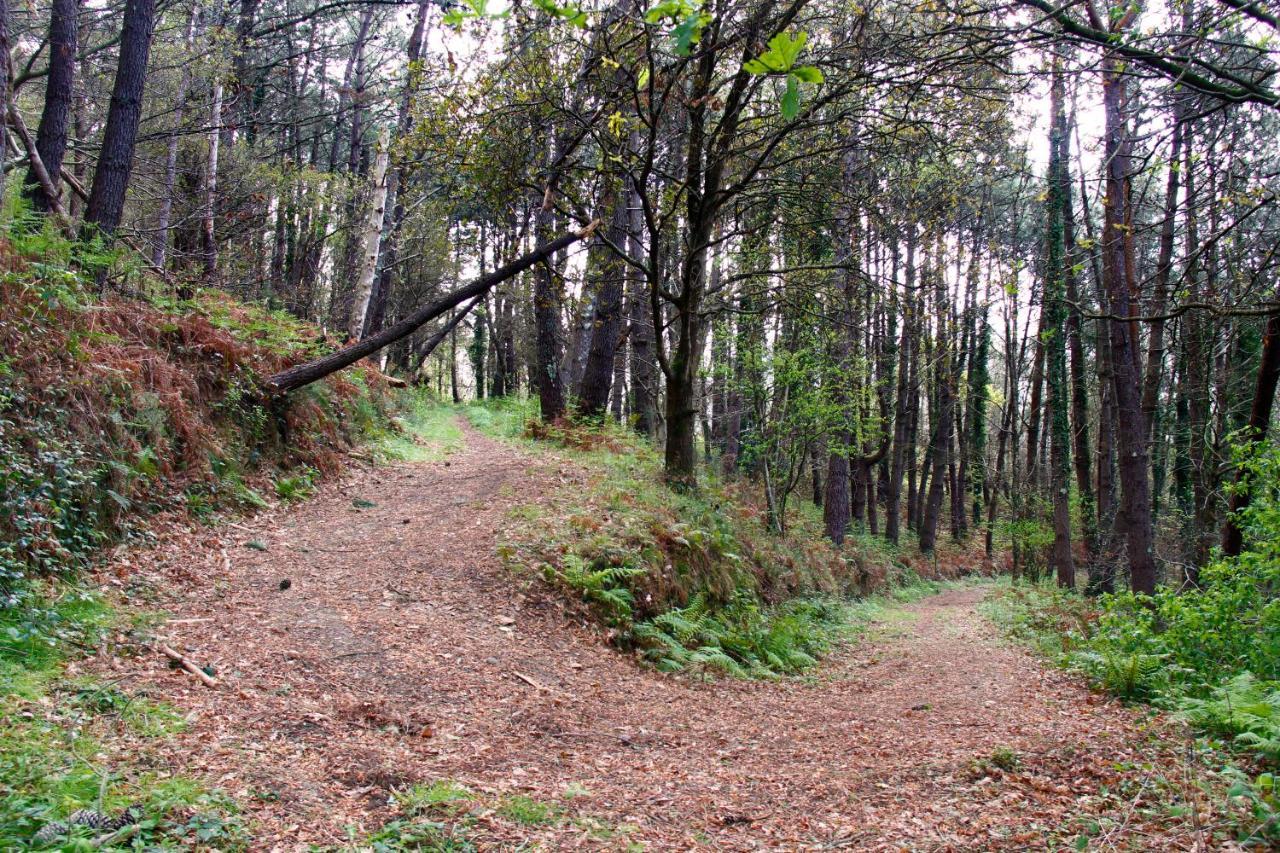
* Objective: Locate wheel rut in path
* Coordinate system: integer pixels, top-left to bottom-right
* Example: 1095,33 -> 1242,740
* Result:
118,420 -> 1198,850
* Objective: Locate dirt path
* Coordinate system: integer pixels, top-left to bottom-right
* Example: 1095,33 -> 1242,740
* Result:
114,421 -> 1202,850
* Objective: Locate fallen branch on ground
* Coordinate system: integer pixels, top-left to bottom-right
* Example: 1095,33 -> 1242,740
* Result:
158,643 -> 218,687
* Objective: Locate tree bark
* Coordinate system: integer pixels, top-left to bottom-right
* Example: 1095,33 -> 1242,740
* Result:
84,0 -> 157,237
347,126 -> 391,341
1099,49 -> 1157,595
824,146 -> 863,545
919,236 -> 954,555
1046,63 -> 1075,588
885,239 -> 916,545
200,79 -> 223,281
266,225 -> 594,394
0,0 -> 8,206
25,0 -> 77,213
577,179 -> 630,417
154,10 -> 196,268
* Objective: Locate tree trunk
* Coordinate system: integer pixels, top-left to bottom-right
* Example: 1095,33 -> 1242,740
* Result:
84,0 -> 157,237
919,237 -> 953,555
1100,53 -> 1157,595
824,146 -> 862,544
627,180 -> 656,435
154,11 -> 196,269
346,126 -> 391,341
26,0 -> 77,213
200,79 -> 223,281
577,179 -> 630,417
1062,140 -> 1095,562
533,204 -> 567,422
1046,63 -> 1075,588
885,236 -> 916,545
0,0 -> 10,206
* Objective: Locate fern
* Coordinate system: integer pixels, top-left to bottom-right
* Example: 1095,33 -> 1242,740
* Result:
688,646 -> 747,678
551,554 -> 645,623
1180,673 -> 1280,764
1072,650 -> 1167,700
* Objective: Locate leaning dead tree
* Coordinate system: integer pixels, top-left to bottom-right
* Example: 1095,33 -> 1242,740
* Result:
264,224 -> 596,394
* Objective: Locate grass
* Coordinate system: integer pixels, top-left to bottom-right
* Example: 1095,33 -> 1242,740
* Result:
394,780 -> 475,817
375,389 -> 466,462
0,583 -> 247,849
496,794 -> 561,826
353,781 -> 635,851
462,396 -> 535,440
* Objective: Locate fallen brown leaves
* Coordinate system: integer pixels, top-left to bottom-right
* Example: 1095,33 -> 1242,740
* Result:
88,420 -> 1246,850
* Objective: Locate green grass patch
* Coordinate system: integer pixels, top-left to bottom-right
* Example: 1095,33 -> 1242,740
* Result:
394,780 -> 475,817
496,794 -> 561,826
0,582 -> 246,849
463,397 -> 537,440
358,782 -> 569,851
375,390 -> 466,462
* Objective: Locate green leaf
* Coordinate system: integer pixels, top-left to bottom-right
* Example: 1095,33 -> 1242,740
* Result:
637,67 -> 651,89
790,65 -> 823,83
780,75 -> 800,120
643,0 -> 681,23
533,0 -> 587,27
743,31 -> 816,89
672,11 -> 708,54
772,30 -> 807,67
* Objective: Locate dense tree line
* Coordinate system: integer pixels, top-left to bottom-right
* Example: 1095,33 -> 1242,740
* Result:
4,0 -> 1277,592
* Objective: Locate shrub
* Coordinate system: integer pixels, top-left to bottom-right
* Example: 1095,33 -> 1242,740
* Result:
495,410 -> 907,678
987,440 -> 1280,773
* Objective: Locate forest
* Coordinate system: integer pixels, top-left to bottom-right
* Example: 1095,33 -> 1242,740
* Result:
0,0 -> 1278,846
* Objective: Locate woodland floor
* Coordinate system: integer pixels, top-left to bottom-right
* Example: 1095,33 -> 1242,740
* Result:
94,420 -> 1223,850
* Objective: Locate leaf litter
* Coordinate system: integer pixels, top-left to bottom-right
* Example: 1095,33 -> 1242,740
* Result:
91,419 -> 1244,850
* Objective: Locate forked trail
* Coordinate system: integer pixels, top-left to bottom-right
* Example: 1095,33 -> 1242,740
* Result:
116,421 -> 1201,850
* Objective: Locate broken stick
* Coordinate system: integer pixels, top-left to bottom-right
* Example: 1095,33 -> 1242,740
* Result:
158,643 -> 218,687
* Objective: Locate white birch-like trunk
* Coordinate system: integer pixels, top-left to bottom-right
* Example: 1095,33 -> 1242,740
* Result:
154,11 -> 196,268
201,78 -> 223,280
347,124 -> 391,341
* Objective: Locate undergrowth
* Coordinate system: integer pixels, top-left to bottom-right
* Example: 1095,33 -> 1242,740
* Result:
0,216 -> 395,600
468,398 -> 968,679
0,583 -> 246,849
983,445 -> 1280,766
0,213 -> 403,849
985,446 -> 1280,850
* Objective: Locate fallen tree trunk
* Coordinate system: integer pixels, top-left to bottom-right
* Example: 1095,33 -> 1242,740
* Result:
413,295 -> 480,372
265,223 -> 596,394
